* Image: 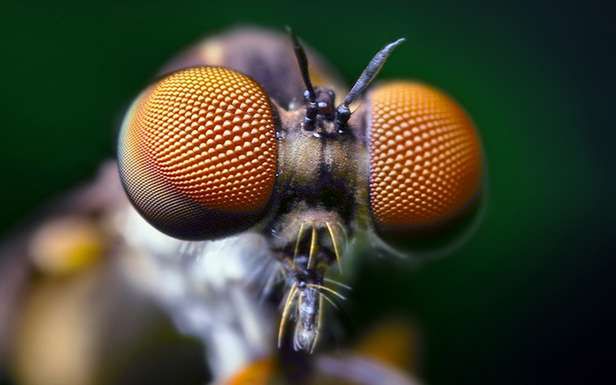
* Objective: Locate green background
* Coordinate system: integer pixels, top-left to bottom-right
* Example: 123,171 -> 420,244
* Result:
1,1 -> 613,384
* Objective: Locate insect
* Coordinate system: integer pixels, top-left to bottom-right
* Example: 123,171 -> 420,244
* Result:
117,27 -> 484,353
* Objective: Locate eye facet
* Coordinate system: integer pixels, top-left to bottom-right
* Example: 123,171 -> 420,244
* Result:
368,81 -> 483,240
118,66 -> 278,240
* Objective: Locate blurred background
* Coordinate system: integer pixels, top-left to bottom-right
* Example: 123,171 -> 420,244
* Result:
1,0 -> 613,384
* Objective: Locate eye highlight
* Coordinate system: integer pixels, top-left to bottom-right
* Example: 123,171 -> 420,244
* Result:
118,66 -> 278,240
368,82 -> 483,233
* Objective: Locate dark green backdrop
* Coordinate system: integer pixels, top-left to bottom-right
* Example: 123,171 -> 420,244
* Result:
1,1 -> 613,384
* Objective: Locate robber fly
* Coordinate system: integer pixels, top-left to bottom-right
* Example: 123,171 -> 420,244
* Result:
117,26 -> 485,354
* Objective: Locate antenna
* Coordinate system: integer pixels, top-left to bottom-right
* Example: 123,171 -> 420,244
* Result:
335,38 -> 406,128
287,27 -> 318,127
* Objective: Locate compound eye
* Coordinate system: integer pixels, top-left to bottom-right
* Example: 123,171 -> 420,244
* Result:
118,67 -> 278,240
367,82 -> 483,248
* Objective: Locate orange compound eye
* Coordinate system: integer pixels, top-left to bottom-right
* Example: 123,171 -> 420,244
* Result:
368,81 -> 483,240
118,67 -> 278,240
